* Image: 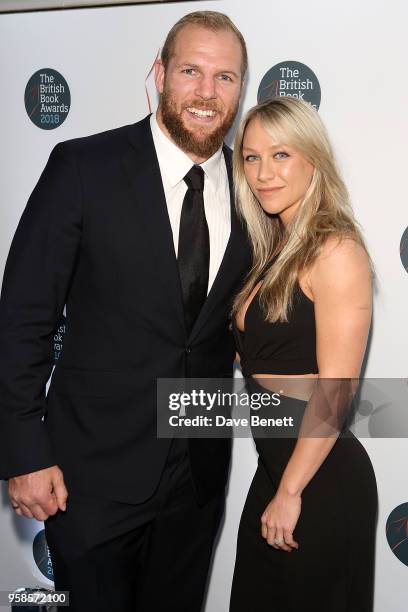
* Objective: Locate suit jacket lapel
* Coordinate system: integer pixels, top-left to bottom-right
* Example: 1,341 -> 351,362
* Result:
188,145 -> 246,343
122,116 -> 186,336
122,120 -> 248,344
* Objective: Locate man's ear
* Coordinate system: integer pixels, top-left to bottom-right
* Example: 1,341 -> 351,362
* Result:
155,58 -> 165,94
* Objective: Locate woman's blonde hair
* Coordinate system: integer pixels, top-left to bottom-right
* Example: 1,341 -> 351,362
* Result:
232,96 -> 370,322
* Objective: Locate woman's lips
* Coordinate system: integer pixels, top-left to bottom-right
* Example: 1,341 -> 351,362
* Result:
256,186 -> 285,193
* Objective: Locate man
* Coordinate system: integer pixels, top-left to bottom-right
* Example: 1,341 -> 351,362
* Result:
0,11 -> 250,612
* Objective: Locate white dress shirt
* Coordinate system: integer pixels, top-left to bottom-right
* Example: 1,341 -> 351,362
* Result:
150,113 -> 231,294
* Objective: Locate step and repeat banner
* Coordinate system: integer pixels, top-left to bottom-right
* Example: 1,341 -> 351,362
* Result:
0,0 -> 407,610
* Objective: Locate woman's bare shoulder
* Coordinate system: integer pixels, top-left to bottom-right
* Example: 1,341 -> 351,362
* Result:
309,235 -> 371,299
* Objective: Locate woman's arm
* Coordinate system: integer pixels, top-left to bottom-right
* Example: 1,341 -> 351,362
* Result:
261,237 -> 372,551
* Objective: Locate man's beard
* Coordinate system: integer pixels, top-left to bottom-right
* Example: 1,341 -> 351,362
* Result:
160,89 -> 239,159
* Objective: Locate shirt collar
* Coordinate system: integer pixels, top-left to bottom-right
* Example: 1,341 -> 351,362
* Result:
150,112 -> 223,190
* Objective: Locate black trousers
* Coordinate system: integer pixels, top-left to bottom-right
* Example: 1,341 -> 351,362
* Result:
45,438 -> 224,612
230,394 -> 378,612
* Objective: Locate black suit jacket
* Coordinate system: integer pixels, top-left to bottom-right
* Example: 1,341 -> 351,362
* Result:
0,115 -> 251,504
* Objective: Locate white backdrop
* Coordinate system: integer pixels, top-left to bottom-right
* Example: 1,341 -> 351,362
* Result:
0,1 -> 407,609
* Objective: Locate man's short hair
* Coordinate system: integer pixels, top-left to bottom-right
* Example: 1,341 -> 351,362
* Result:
161,11 -> 248,78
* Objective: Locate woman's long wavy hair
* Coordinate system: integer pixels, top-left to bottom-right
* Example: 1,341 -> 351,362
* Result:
232,97 -> 371,323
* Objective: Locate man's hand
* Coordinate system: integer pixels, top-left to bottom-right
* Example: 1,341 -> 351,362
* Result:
8,465 -> 68,521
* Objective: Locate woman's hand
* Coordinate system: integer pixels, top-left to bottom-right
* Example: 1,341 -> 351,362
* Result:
261,489 -> 301,552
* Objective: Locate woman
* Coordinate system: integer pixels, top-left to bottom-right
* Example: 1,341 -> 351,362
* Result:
229,97 -> 377,611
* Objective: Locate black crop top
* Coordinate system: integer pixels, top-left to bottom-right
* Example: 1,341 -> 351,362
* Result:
233,280 -> 319,376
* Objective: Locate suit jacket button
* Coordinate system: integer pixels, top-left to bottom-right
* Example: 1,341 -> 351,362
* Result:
185,347 -> 191,355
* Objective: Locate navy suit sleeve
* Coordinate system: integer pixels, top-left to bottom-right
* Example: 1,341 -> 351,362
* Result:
0,143 -> 82,479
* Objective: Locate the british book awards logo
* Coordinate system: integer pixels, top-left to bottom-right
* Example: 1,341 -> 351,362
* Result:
53,315 -> 66,363
25,68 -> 70,130
258,61 -> 321,109
33,529 -> 54,581
386,503 -> 408,566
400,226 -> 408,273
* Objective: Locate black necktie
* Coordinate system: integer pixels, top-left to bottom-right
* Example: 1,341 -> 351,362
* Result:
178,165 -> 210,336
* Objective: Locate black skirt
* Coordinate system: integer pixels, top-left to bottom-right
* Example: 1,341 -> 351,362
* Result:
230,390 -> 378,612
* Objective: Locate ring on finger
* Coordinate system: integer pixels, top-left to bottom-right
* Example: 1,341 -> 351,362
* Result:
273,537 -> 284,545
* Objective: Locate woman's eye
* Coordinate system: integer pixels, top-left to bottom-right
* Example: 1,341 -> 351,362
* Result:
274,151 -> 289,160
244,155 -> 259,162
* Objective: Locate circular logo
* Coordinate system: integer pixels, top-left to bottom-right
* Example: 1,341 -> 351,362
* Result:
386,503 -> 408,566
258,61 -> 321,109
33,529 -> 54,581
400,226 -> 408,273
25,68 -> 70,130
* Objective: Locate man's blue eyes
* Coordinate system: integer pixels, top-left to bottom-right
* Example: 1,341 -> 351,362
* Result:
181,69 -> 232,81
